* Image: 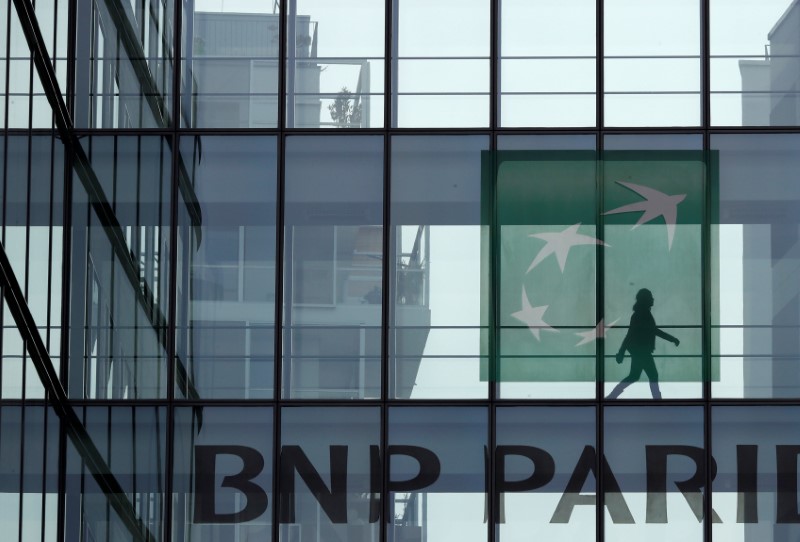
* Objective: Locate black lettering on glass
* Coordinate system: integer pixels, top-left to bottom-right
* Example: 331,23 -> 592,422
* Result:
279,445 -> 348,524
387,445 -> 441,493
551,446 -> 634,524
737,445 -> 758,523
776,445 -> 800,523
645,445 -> 719,524
193,445 -> 269,524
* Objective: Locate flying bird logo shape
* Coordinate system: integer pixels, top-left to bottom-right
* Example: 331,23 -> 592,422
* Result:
527,223 -> 609,273
604,181 -> 686,250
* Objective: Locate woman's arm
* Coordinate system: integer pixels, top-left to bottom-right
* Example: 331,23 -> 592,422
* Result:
655,328 -> 680,346
616,328 -> 631,362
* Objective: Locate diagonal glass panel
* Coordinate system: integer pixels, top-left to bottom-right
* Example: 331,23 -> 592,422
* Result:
68,135 -> 172,399
0,236 -> 161,542
8,0 -> 69,128
64,406 -> 167,542
73,0 -> 175,128
0,135 -> 65,399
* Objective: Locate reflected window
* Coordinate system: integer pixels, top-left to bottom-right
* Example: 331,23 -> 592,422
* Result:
286,0 -> 384,128
181,0 -> 279,128
175,136 -> 277,399
283,136 -> 383,399
390,136 -> 490,399
711,0 -> 800,126
711,134 -> 800,398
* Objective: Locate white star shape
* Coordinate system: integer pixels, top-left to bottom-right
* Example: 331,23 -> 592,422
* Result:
511,286 -> 557,341
604,181 -> 686,250
527,223 -> 609,273
574,318 -> 619,346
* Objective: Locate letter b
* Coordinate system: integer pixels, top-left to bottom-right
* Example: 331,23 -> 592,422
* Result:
193,445 -> 269,524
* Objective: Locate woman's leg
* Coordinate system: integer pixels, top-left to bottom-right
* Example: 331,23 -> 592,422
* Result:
641,354 -> 661,399
606,359 -> 643,399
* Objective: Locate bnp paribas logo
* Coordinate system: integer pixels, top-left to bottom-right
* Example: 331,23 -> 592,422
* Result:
487,150 -> 709,390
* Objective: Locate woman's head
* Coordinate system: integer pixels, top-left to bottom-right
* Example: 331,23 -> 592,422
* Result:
634,288 -> 654,309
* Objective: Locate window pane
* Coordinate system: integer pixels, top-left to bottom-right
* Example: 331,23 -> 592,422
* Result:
500,0 -> 596,127
603,136 -> 704,399
711,134 -> 800,398
64,407 -> 166,542
9,0 -> 61,129
173,407 -> 273,541
711,0 -> 799,126
287,0 -> 384,128
1,135 -> 64,399
283,136 -> 383,399
74,0 -> 174,128
175,136 -> 277,399
712,406 -> 800,537
181,0 -> 279,128
390,135 -> 489,399
496,145 -> 598,399
388,407 -> 487,542
68,136 -> 172,399
393,0 -> 489,127
604,406 -> 705,541
280,407 -> 380,541
604,0 -> 700,126
0,406 -> 59,542
496,407 -> 596,542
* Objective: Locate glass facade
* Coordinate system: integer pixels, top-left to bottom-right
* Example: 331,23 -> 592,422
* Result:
1,0 -> 800,540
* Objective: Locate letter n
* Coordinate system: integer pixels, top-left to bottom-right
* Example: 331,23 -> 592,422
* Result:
279,445 -> 348,524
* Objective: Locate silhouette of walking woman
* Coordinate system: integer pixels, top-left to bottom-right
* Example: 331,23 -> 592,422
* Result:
607,288 -> 679,400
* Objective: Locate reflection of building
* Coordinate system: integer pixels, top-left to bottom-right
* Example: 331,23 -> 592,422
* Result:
186,12 -> 318,127
735,1 -> 800,401
184,10 -> 372,128
740,0 -> 800,125
5,0 -> 800,542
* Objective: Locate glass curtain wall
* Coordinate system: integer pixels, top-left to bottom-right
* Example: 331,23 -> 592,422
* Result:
1,0 -> 800,541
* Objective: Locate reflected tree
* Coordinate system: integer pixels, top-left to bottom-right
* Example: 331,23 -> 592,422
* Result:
328,87 -> 362,127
